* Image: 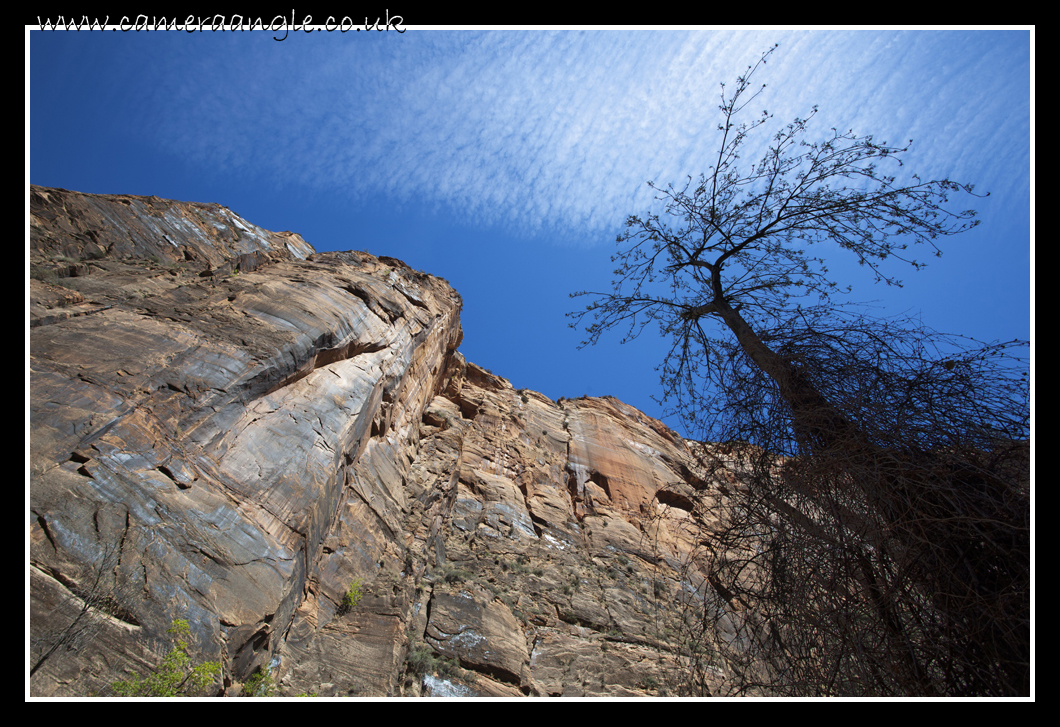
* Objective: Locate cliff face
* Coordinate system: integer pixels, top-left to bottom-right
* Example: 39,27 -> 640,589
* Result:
29,186 -> 740,697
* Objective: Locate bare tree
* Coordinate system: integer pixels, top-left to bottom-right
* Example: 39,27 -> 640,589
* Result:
30,537 -> 141,678
572,45 -> 1030,696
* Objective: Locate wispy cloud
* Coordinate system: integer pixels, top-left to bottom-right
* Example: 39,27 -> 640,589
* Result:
128,29 -> 1028,240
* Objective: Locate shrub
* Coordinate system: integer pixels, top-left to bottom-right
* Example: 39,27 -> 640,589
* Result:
30,265 -> 58,283
110,619 -> 220,697
406,643 -> 458,678
338,578 -> 364,615
242,667 -> 276,697
443,567 -> 473,584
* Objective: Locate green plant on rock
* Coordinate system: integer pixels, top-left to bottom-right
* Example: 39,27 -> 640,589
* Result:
435,563 -> 474,584
338,577 -> 364,615
30,265 -> 59,283
242,666 -> 276,697
110,619 -> 221,697
406,642 -> 458,678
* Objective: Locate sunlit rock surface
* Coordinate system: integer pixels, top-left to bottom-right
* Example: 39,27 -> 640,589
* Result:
29,186 -> 741,697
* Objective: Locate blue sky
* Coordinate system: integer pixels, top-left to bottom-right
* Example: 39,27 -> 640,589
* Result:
28,27 -> 1033,436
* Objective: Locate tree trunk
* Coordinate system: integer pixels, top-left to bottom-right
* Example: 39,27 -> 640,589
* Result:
713,300 -> 854,452
707,300 -> 1028,695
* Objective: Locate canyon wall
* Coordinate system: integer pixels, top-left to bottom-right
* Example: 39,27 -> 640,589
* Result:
29,186 -> 746,697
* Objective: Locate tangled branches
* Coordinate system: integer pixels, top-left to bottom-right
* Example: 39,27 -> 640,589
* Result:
657,312 -> 1029,696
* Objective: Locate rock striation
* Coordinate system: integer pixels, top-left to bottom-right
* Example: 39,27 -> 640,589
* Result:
29,185 -> 744,697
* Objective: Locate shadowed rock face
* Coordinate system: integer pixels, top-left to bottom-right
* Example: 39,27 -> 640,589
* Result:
29,186 -> 740,697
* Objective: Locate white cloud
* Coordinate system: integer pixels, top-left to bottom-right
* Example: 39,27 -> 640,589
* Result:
140,29 -> 1029,241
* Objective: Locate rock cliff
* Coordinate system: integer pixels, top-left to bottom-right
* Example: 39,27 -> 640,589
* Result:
29,185 -> 742,697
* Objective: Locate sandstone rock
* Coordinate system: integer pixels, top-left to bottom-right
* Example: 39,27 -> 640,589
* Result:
29,186 -> 739,698
424,585 -> 528,686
